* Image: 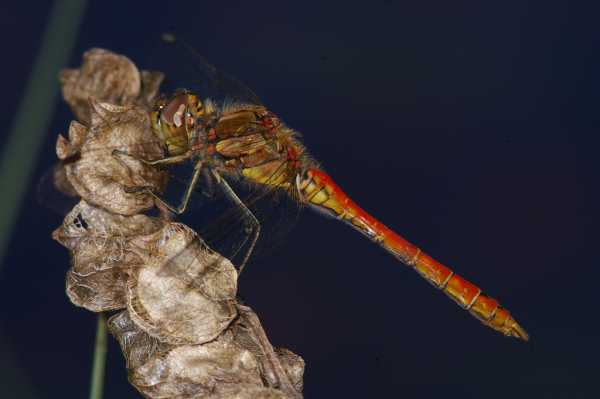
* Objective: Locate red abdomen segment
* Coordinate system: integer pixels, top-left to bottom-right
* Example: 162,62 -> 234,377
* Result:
298,169 -> 528,340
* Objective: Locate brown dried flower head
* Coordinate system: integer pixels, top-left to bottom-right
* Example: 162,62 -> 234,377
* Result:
127,223 -> 238,346
53,200 -> 167,311
60,48 -> 163,126
55,98 -> 169,215
108,310 -> 297,399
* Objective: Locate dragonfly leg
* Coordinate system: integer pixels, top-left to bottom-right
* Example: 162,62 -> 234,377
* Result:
112,148 -> 194,166
212,170 -> 260,274
168,167 -> 215,200
114,149 -> 204,213
124,162 -> 203,214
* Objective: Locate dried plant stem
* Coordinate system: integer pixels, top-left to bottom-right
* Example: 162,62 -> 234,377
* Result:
89,311 -> 108,399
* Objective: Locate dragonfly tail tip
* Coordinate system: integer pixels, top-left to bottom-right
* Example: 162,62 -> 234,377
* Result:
510,323 -> 529,341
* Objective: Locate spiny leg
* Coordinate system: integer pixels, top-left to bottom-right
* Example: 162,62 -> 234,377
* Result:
168,167 -> 216,200
124,163 -> 203,214
212,170 -> 260,274
113,149 -> 202,213
112,148 -> 194,166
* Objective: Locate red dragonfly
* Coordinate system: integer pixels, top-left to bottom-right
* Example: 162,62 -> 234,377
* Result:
115,34 -> 528,340
42,35 -> 528,340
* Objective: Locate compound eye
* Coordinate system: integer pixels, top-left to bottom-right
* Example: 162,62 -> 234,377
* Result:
159,94 -> 194,154
161,95 -> 187,126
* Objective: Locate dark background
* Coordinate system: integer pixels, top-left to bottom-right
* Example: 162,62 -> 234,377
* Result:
1,1 -> 599,398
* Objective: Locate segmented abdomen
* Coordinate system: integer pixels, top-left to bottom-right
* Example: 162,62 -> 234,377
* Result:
297,169 -> 528,340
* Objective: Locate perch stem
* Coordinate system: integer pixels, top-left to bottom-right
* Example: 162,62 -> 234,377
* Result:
89,311 -> 108,399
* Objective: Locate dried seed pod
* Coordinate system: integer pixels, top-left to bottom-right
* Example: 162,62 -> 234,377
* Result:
130,337 -> 274,399
60,48 -> 163,126
232,387 -> 292,399
108,310 -> 174,379
56,98 -> 169,215
230,324 -> 305,394
126,223 -> 238,345
273,348 -> 304,394
109,310 -> 302,399
53,200 -> 167,311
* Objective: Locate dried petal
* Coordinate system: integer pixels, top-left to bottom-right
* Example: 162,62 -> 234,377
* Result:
58,99 -> 169,215
131,337 -> 271,399
108,310 -> 174,378
234,386 -> 292,399
54,200 -> 166,311
66,267 -> 129,312
60,48 -> 163,126
127,223 -> 238,345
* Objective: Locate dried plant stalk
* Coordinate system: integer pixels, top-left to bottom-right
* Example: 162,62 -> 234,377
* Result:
51,48 -> 304,398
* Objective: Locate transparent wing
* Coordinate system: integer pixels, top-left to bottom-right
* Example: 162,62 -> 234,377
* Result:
37,161 -> 81,216
151,34 -> 263,106
179,169 -> 302,270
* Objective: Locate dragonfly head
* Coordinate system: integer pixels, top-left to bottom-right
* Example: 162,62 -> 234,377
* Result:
151,91 -> 203,154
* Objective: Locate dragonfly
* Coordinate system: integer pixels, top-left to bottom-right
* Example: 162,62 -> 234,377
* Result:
111,34 -> 528,340
43,34 -> 528,340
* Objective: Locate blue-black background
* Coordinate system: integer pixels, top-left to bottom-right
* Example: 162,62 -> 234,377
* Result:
1,1 -> 599,398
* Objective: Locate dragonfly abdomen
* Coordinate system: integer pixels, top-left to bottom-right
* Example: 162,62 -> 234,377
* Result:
297,169 -> 528,340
